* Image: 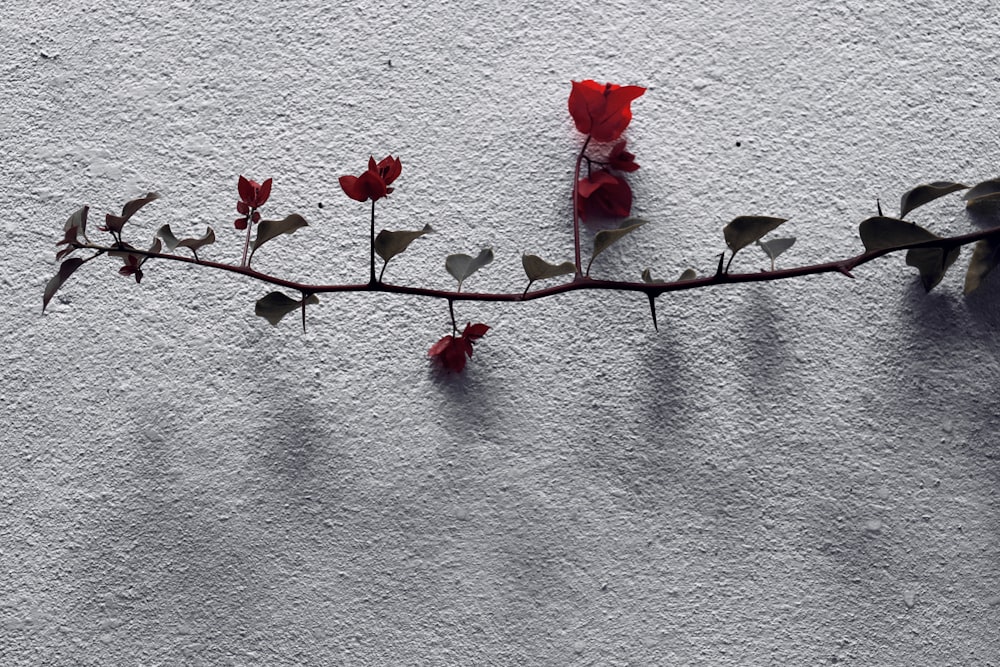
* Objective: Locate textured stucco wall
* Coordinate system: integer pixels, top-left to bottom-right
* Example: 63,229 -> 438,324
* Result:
4,0 -> 1000,664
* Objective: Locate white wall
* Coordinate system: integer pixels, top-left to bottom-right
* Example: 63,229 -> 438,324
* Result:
5,0 -> 1000,664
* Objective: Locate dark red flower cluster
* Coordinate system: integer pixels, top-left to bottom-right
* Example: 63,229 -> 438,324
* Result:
568,80 -> 646,143
235,176 -> 272,230
340,155 -> 402,202
569,80 -> 646,223
428,323 -> 490,373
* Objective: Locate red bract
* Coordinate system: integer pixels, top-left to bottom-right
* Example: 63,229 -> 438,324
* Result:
607,140 -> 639,172
238,176 -> 272,208
340,155 -> 403,202
428,322 -> 490,373
118,254 -> 144,284
235,176 -> 271,229
568,80 -> 646,142
576,170 -> 632,221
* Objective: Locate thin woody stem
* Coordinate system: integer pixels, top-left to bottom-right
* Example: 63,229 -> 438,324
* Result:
572,135 -> 592,277
369,200 -> 377,285
70,223 -> 1000,304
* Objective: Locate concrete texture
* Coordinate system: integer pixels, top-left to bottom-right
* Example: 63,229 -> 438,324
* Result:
4,0 -> 1000,664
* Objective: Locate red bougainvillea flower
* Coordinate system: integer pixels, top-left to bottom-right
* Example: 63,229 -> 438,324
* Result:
576,170 -> 632,221
607,140 -> 639,172
568,80 -> 646,142
235,176 -> 272,229
339,155 -> 403,202
428,322 -> 490,373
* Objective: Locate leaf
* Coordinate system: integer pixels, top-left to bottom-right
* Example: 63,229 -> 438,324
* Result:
858,216 -> 938,252
254,291 -> 320,326
641,268 -> 664,284
375,224 -> 433,263
899,181 -> 968,219
757,237 -> 796,270
156,224 -> 181,251
963,236 -> 1000,295
43,257 -> 85,312
177,227 -> 215,253
588,218 -> 647,275
446,248 -> 494,289
251,214 -> 308,255
103,192 -> 159,234
522,254 -> 575,282
905,246 -> 961,292
55,205 -> 90,260
963,178 -> 1000,205
723,216 -> 786,254
678,268 -> 698,281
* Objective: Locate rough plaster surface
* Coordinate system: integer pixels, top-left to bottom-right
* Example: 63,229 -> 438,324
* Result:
4,0 -> 1000,664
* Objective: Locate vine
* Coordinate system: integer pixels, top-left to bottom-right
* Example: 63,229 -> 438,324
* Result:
44,80 -> 1000,372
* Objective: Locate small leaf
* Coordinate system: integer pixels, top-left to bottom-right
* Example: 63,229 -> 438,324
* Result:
522,254 -> 575,282
376,224 -> 433,263
104,192 -> 159,234
963,178 -> 1000,206
156,224 -> 181,251
757,237 -> 796,270
905,246 -> 961,292
254,291 -> 320,326
963,236 -> 1000,295
859,217 -> 938,252
678,268 -> 698,281
43,257 -> 85,311
641,268 -> 664,284
588,218 -> 647,275
177,227 -> 215,254
446,248 -> 494,289
251,214 -> 308,255
723,216 -> 786,254
899,181 -> 968,219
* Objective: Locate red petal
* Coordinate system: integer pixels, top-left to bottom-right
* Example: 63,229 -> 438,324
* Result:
256,178 -> 272,207
235,218 -> 247,229
236,201 -> 250,214
238,175 -> 253,204
568,80 -> 606,135
463,322 -> 490,341
339,175 -> 365,202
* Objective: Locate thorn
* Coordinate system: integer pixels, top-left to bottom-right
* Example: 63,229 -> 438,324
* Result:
647,294 -> 658,331
837,266 -> 855,279
715,252 -> 726,277
876,198 -> 883,216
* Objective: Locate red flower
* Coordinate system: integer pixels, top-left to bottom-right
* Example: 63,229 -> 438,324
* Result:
607,140 -> 639,172
428,322 -> 490,373
339,155 -> 403,202
576,170 -> 632,221
568,80 -> 646,142
235,176 -> 271,229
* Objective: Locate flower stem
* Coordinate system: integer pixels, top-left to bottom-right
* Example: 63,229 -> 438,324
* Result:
240,212 -> 253,267
448,299 -> 457,335
369,200 -> 377,285
572,135 -> 591,277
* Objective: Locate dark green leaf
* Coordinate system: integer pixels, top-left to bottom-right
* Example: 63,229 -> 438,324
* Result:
964,236 -> 1000,295
858,216 -> 938,252
905,246 -> 961,292
104,192 -> 159,234
43,257 -> 85,312
963,178 -> 1000,206
757,237 -> 796,270
588,218 -> 647,275
254,291 -> 320,326
446,248 -> 493,289
376,224 -> 433,263
178,227 -> 215,253
522,254 -> 575,282
251,214 -> 308,256
56,206 -> 90,260
899,181 -> 968,218
723,216 -> 786,254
